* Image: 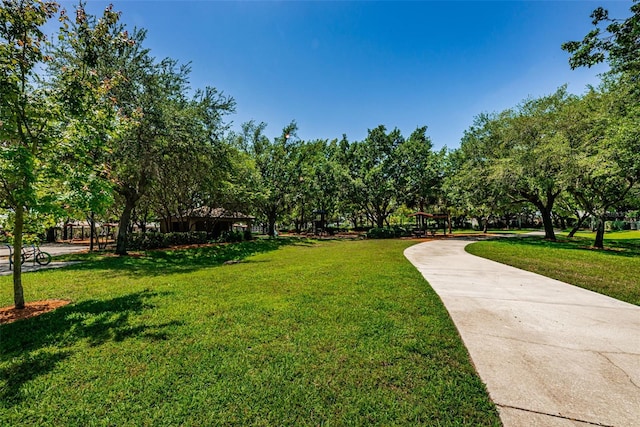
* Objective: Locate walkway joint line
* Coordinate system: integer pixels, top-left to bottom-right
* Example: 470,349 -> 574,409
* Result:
497,404 -> 615,427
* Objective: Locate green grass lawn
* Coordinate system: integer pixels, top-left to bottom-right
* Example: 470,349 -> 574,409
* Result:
1,239 -> 499,426
559,229 -> 640,240
466,235 -> 640,306
451,229 -> 538,235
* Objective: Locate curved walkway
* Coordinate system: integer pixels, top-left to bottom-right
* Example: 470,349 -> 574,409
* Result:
404,239 -> 640,427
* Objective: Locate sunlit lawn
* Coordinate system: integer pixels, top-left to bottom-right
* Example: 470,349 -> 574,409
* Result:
1,238 -> 499,426
466,234 -> 640,306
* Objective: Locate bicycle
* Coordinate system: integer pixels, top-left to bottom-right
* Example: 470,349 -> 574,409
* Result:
5,244 -> 52,267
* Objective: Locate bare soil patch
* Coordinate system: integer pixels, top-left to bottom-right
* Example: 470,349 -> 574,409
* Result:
0,299 -> 71,324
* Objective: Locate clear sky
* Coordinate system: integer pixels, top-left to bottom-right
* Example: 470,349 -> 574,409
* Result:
55,0 -> 632,149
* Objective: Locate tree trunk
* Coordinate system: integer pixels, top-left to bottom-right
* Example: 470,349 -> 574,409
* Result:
567,213 -> 590,238
540,207 -> 556,241
46,227 -> 56,242
593,217 -> 605,249
13,206 -> 25,309
267,206 -> 277,237
482,217 -> 488,233
89,211 -> 95,252
267,217 -> 277,237
116,199 -> 135,255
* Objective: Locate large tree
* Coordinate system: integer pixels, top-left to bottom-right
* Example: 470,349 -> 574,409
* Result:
99,34 -> 233,253
348,126 -> 404,228
490,89 -> 575,240
445,114 -> 514,233
148,87 -> 236,233
50,2 -> 129,249
565,85 -> 640,248
563,0 -> 640,247
395,126 -> 442,213
0,0 -> 60,309
245,121 -> 298,237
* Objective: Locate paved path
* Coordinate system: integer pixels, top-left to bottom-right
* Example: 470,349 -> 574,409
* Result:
404,239 -> 640,427
0,243 -> 89,275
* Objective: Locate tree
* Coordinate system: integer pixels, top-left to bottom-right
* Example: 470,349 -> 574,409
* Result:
562,1 -> 640,76
245,121 -> 298,237
282,138 -> 342,233
564,85 -> 640,248
491,89 -> 576,240
348,125 -> 404,228
50,2 -> 129,250
97,32 -> 234,254
0,0 -> 60,309
395,126 -> 442,213
563,0 -> 640,248
147,87 -> 236,233
445,114 -> 514,233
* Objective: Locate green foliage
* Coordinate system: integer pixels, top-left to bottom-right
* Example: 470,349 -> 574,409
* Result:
606,220 -> 627,231
0,239 -> 499,425
395,127 -> 443,211
366,226 -> 411,239
126,230 -> 250,250
126,231 -> 210,251
445,114 -> 515,230
239,121 -> 298,236
562,1 -> 640,76
450,89 -> 576,240
218,230 -> 244,243
1,0 -> 61,307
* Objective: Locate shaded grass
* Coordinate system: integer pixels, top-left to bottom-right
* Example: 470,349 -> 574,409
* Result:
466,235 -> 640,305
1,239 -> 499,425
451,229 -> 538,235
560,230 -> 640,240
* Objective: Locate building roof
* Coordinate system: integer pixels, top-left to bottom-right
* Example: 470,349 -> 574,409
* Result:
408,212 -> 448,219
181,207 -> 255,221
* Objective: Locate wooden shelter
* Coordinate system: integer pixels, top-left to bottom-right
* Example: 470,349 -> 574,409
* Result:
408,212 -> 450,236
160,207 -> 254,237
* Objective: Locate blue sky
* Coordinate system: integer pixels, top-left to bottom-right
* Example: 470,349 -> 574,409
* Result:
55,1 -> 632,149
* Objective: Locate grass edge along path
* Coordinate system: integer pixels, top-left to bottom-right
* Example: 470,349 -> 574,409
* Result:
1,239 -> 500,426
466,235 -> 640,306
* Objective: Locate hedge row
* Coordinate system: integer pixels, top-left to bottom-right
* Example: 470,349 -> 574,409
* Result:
126,230 -> 251,250
366,226 -> 412,239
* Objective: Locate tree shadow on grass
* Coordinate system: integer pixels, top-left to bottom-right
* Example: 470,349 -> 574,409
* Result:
0,290 -> 181,406
61,237 -> 309,278
492,235 -> 640,258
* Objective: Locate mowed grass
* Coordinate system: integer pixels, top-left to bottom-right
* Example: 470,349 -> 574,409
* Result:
466,234 -> 640,306
1,239 -> 500,426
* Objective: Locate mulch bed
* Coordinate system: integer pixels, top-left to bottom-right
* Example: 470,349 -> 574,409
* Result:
0,299 -> 71,325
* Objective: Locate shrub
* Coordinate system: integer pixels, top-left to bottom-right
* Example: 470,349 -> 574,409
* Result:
127,231 -> 210,250
605,220 -> 628,231
165,231 -> 209,246
218,230 -> 244,243
366,226 -> 411,239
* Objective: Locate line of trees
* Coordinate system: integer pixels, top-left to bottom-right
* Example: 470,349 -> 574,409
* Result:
1,1 -> 639,310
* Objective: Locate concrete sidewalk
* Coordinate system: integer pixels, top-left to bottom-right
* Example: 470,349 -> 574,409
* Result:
404,239 -> 640,427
